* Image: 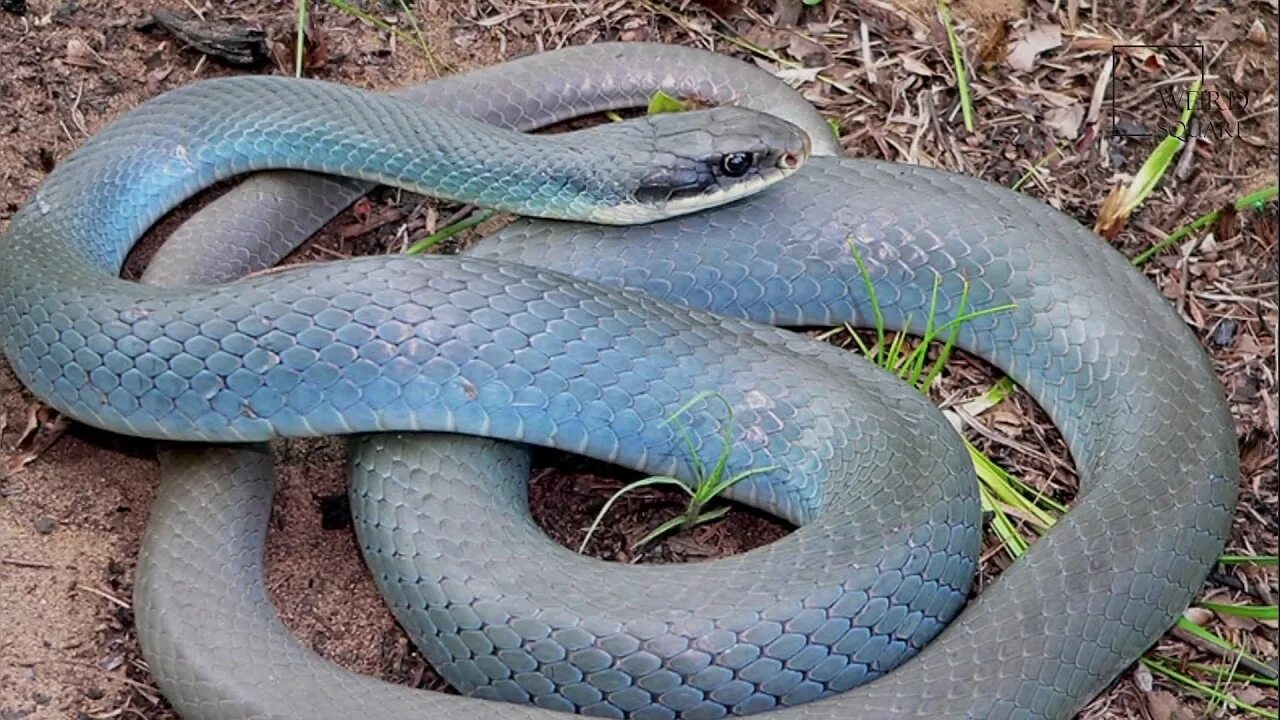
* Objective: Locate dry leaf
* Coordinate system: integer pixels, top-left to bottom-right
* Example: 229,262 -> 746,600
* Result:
786,32 -> 832,67
741,24 -> 789,51
65,38 -> 104,68
1045,105 -> 1085,139
1236,687 -> 1268,706
901,55 -> 935,76
772,0 -> 800,27
5,404 -> 69,476
1219,612 -> 1259,631
988,407 -> 1023,433
1134,662 -> 1155,692
1030,88 -> 1080,107
1183,606 -> 1213,625
1005,24 -> 1063,72
772,66 -> 822,85
755,58 -> 821,85
1146,690 -> 1193,720
1095,185 -> 1130,238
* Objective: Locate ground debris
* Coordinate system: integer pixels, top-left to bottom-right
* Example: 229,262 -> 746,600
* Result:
140,10 -> 270,68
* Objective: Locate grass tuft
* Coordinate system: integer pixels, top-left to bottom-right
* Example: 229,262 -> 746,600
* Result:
1095,79 -> 1202,238
578,391 -> 777,553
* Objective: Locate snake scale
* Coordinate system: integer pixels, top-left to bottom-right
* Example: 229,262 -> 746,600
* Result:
0,42 -> 1238,720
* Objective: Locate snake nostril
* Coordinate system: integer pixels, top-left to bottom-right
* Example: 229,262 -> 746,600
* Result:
779,152 -> 800,171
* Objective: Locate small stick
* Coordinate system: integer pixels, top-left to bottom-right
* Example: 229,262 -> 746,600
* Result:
2,557 -> 53,569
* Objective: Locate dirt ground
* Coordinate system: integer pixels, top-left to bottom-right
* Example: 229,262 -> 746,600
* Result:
0,1 -> 1276,719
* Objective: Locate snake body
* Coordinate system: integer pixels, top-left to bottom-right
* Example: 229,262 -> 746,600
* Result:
0,43 -> 1238,720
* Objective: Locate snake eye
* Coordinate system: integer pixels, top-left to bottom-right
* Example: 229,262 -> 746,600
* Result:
719,152 -> 754,178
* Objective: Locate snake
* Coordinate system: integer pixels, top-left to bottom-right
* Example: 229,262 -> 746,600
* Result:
0,42 -> 1238,720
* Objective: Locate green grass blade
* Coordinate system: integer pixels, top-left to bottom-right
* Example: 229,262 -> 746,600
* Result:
918,279 -> 970,391
404,210 -> 495,255
1176,617 -> 1275,676
1133,185 -> 1278,265
661,391 -> 735,484
969,439 -> 1062,525
1198,601 -> 1279,621
842,323 -> 875,357
1218,554 -> 1279,566
1187,663 -> 1279,688
579,476 -> 691,553
1012,141 -> 1067,192
847,240 -> 886,361
937,1 -> 975,133
1143,657 -> 1279,719
981,489 -> 1030,557
886,317 -> 913,376
660,390 -> 723,428
633,514 -> 692,550
904,272 -> 945,387
705,466 -> 779,500
957,377 -> 1016,417
669,416 -> 706,485
686,505 -> 733,528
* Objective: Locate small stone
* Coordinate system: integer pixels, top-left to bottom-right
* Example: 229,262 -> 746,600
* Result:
84,687 -> 104,700
1248,19 -> 1267,45
1212,318 -> 1237,347
34,517 -> 55,535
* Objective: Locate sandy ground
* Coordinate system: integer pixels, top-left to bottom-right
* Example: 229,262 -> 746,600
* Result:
0,1 -> 1276,719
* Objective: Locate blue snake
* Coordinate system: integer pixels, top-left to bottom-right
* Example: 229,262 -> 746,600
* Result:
0,43 -> 1238,720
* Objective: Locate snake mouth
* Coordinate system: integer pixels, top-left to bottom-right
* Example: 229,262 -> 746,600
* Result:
590,170 -> 789,225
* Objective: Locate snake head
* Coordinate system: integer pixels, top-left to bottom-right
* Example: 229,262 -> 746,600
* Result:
579,106 -> 811,225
